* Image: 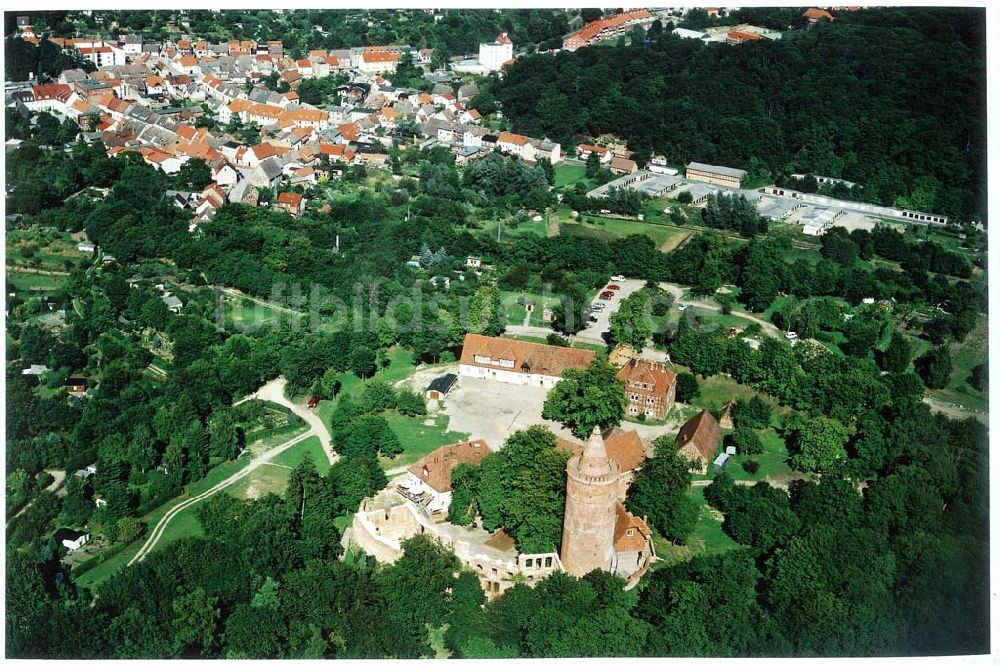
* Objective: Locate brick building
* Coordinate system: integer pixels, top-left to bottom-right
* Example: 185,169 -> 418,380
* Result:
616,359 -> 677,420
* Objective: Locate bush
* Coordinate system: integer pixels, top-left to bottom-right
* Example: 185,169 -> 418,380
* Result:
728,427 -> 763,455
675,372 -> 700,402
396,389 -> 427,417
742,459 -> 760,474
112,516 -> 147,544
545,333 -> 570,347
731,397 -> 772,429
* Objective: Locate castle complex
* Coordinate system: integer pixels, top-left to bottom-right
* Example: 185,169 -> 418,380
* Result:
345,427 -> 655,596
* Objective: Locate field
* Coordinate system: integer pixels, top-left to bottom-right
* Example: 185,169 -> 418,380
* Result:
499,289 -> 558,326
560,216 -> 691,250
690,374 -> 769,414
74,427 -> 308,589
553,162 -> 588,188
717,429 -> 793,482
383,412 -> 469,471
928,315 -> 988,412
270,435 -> 331,473
653,486 -> 739,567
7,229 -> 90,271
7,271 -> 66,291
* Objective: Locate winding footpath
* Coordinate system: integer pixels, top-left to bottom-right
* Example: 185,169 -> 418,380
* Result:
128,377 -> 334,565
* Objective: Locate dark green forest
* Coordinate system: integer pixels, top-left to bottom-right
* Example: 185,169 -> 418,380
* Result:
492,8 -> 986,221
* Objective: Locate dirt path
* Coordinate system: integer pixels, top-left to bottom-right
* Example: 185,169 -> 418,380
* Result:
128,427 -> 315,565
235,376 -> 335,464
923,395 -> 988,424
659,231 -> 691,252
219,287 -> 306,317
7,265 -> 71,276
7,469 -> 67,525
547,214 -> 561,237
658,281 -> 782,339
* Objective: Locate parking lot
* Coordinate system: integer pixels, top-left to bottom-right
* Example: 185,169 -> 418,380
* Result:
572,278 -> 646,345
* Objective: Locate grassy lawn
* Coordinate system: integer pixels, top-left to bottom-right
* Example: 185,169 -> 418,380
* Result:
271,435 -> 330,473
717,429 -> 792,482
316,347 -> 417,425
499,290 -> 557,327
382,412 -> 469,470
654,487 -> 740,566
7,271 -> 66,291
553,162 -> 587,187
691,374 -> 767,414
223,296 -> 303,331
559,217 -> 687,249
75,428 -> 308,589
928,315 -> 988,411
226,463 -> 292,501
685,487 -> 739,556
503,218 -> 548,239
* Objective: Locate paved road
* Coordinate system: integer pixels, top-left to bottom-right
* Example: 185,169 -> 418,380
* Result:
574,278 -> 647,345
128,427 -> 316,565
235,376 -> 335,465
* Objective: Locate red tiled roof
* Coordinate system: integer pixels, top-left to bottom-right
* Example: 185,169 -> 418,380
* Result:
408,439 -> 489,493
362,50 -> 400,63
614,503 -> 651,552
803,8 -> 835,21
497,131 -> 529,146
676,410 -> 722,463
459,333 -> 594,379
616,359 -> 676,399
277,191 -> 304,207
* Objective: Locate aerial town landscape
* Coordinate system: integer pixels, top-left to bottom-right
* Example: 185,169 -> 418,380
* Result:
3,5 -> 991,659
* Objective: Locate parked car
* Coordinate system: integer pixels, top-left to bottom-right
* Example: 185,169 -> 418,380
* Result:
607,284 -> 621,291
610,275 -> 626,282
591,303 -> 605,311
678,303 -> 689,311
599,292 -> 613,300
785,331 -> 799,340
588,315 -> 599,323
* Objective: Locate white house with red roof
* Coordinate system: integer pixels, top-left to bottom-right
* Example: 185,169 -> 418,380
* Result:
479,33 -> 514,72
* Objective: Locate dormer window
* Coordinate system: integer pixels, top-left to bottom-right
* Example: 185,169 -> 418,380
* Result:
626,528 -> 635,537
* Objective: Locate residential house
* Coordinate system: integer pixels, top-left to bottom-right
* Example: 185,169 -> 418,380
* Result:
577,144 -> 612,163
359,49 -> 401,74
249,157 -> 284,188
276,191 -> 306,216
54,528 -> 90,551
562,9 -> 654,51
610,156 -> 638,175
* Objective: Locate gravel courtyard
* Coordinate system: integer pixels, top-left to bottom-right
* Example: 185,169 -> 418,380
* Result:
441,374 -> 688,451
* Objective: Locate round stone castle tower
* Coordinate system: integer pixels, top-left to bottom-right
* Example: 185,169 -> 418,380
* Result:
560,427 -> 620,577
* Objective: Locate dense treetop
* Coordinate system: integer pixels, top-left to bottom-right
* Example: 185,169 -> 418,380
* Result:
493,8 -> 985,220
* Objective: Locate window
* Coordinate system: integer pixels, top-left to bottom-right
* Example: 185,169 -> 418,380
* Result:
545,556 -> 553,567
626,528 -> 635,537
499,359 -> 514,369
525,558 -> 533,567
474,354 -> 491,364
